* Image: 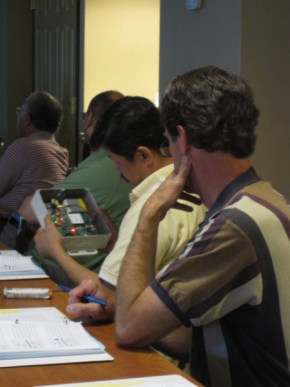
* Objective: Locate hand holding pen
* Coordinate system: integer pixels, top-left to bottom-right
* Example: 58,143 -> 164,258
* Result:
60,279 -> 115,321
57,284 -> 108,307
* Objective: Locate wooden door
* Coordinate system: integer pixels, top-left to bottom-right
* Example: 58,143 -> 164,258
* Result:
34,0 -> 79,166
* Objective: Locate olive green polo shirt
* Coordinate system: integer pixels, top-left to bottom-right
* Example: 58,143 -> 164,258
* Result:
27,149 -> 132,286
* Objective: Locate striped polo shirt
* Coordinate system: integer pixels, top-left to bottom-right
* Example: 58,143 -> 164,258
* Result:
0,131 -> 68,218
151,167 -> 290,387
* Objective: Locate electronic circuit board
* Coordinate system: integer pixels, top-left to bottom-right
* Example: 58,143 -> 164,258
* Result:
31,188 -> 111,252
46,197 -> 98,237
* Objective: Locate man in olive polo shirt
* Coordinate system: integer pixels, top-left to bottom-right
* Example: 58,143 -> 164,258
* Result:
19,91 -> 132,286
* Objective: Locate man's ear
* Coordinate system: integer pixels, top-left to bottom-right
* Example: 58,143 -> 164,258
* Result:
176,125 -> 189,155
135,146 -> 153,165
85,111 -> 97,140
23,112 -> 32,127
86,111 -> 94,127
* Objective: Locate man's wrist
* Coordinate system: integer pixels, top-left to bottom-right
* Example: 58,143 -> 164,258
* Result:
141,196 -> 168,224
50,243 -> 65,262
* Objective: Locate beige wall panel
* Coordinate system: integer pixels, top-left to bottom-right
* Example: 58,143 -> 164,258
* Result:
84,0 -> 160,109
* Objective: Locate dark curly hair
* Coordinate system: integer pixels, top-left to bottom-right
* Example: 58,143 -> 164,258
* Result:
24,91 -> 63,133
90,96 -> 164,161
161,66 -> 260,158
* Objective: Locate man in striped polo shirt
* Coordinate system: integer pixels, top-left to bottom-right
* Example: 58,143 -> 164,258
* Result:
114,66 -> 290,386
0,91 -> 68,224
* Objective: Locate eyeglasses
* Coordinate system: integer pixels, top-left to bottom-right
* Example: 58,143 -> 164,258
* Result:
159,136 -> 172,157
16,107 -> 25,115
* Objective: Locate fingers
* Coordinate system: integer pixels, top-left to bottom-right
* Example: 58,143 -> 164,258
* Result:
172,202 -> 194,212
44,212 -> 53,227
68,279 -> 98,302
179,192 -> 202,206
66,301 -> 114,321
34,214 -> 51,239
66,279 -> 114,320
162,156 -> 191,192
66,302 -> 102,318
34,226 -> 44,238
172,156 -> 202,207
177,156 -> 191,180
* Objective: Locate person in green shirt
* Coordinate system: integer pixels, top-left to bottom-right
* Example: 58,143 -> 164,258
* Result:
19,91 -> 132,286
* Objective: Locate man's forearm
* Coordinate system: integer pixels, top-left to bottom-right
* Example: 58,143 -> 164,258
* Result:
116,202 -> 161,329
153,325 -> 192,363
115,202 -> 182,346
115,161 -> 194,347
49,247 -> 100,286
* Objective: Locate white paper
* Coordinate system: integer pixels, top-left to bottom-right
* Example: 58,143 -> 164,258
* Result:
0,255 -> 39,272
34,374 -> 198,387
0,307 -> 113,367
2,352 -> 113,368
0,251 -> 48,280
0,307 -> 64,322
0,250 -> 18,256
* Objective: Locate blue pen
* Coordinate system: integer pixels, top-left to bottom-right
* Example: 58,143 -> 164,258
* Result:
57,284 -> 108,307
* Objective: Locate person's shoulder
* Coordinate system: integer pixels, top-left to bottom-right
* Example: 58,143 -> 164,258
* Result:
17,137 -> 45,150
4,138 -> 27,154
223,181 -> 290,237
81,153 -> 120,177
8,138 -> 28,147
38,138 -> 68,155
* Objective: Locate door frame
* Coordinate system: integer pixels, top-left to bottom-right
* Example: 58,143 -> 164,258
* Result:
77,0 -> 85,165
